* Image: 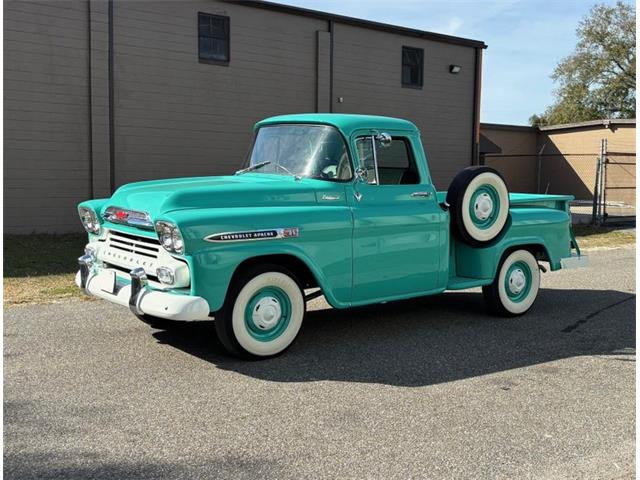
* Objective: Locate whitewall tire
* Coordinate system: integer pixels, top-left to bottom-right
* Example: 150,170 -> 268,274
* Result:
215,265 -> 305,358
483,249 -> 541,316
446,167 -> 510,246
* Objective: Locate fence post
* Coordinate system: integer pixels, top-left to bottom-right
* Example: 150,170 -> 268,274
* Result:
592,139 -> 604,225
601,138 -> 608,223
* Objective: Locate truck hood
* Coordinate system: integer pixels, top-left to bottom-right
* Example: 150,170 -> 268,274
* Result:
105,174 -> 324,218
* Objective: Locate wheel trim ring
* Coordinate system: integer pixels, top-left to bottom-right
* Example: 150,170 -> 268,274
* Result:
469,184 -> 501,229
503,260 -> 533,303
244,287 -> 292,342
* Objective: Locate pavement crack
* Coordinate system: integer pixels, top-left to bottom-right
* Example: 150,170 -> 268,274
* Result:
561,295 -> 635,333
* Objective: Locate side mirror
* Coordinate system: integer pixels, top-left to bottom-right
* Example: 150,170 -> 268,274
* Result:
375,132 -> 392,148
355,167 -> 368,183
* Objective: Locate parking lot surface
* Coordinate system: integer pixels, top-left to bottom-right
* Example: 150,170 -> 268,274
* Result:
4,247 -> 635,479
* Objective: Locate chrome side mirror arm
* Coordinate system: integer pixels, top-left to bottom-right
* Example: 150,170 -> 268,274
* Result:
354,167 -> 368,183
375,132 -> 392,147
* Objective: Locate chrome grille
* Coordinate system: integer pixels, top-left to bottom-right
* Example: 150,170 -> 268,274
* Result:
107,230 -> 161,259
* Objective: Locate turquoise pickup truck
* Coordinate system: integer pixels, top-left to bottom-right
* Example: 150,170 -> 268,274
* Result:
77,114 -> 586,358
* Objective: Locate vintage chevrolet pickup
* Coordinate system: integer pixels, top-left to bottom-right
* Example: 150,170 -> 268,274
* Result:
77,114 -> 586,358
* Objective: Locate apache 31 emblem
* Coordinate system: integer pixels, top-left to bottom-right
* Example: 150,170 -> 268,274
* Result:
204,228 -> 299,242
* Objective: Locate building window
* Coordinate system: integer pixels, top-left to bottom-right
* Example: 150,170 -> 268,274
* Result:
198,13 -> 229,64
402,46 -> 423,88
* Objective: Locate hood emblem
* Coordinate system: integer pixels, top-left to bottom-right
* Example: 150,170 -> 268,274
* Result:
205,228 -> 299,242
104,206 -> 154,229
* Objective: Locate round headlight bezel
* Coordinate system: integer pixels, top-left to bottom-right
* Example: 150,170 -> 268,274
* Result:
155,221 -> 185,255
78,207 -> 101,234
156,266 -> 175,285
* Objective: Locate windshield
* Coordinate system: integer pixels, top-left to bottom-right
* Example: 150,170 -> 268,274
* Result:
245,125 -> 352,181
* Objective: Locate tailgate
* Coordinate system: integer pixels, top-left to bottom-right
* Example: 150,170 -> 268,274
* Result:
510,193 -> 585,263
508,193 -> 574,211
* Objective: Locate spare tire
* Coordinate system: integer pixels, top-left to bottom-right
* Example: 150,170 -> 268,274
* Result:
446,166 -> 509,247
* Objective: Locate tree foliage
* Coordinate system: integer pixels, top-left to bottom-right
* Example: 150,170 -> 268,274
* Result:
530,1 -> 635,126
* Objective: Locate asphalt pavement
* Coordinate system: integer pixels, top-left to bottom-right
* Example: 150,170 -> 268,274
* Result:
4,247 -> 635,479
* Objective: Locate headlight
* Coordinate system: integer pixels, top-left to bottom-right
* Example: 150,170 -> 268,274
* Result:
155,221 -> 184,254
78,207 -> 100,234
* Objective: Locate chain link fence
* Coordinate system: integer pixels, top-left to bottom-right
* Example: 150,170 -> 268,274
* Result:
483,139 -> 635,225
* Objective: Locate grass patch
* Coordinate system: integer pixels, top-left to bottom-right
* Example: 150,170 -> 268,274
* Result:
2,226 -> 635,306
572,225 -> 635,249
4,233 -> 89,306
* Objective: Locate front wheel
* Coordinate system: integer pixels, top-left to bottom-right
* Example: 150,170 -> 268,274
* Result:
215,265 -> 305,359
483,249 -> 541,316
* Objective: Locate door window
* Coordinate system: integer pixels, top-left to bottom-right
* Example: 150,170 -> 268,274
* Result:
355,135 -> 420,185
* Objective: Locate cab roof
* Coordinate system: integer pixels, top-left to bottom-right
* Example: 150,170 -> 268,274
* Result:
255,113 -> 419,137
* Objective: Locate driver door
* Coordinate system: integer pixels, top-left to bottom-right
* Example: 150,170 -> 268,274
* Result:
348,131 -> 444,304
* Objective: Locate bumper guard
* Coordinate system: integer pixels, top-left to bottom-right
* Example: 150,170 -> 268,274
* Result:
77,256 -> 209,321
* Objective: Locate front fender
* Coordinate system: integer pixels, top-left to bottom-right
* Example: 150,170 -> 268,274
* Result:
164,206 -> 353,312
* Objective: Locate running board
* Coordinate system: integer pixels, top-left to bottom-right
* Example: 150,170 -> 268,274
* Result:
446,276 -> 493,290
305,289 -> 324,302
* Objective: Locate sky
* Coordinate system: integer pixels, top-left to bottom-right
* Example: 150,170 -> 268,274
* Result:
277,0 -> 630,125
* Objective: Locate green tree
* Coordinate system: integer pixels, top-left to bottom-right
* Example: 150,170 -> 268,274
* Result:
530,1 -> 635,126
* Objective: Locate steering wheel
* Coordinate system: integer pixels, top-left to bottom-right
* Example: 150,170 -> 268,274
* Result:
320,161 -> 337,179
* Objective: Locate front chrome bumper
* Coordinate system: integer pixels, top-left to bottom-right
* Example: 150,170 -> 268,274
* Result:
77,256 -> 209,321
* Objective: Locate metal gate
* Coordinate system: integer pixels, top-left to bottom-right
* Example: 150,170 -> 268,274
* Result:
593,138 -> 636,225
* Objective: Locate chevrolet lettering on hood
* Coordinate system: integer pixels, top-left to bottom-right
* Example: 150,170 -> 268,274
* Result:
75,113 -> 586,360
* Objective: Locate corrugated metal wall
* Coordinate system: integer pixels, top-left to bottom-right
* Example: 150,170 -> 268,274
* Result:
481,125 -> 538,192
540,124 -> 636,204
4,0 -> 92,232
4,0 -> 480,233
112,1 -> 325,186
332,23 -> 476,189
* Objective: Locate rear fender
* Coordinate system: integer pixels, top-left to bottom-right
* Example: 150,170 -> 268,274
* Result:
455,208 -> 572,279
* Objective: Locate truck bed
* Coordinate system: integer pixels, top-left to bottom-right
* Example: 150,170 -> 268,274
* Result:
437,192 -> 574,207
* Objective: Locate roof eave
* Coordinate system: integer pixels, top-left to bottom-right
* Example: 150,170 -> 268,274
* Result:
538,118 -> 636,132
227,0 -> 487,49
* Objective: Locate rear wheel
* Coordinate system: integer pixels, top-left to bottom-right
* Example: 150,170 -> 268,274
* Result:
215,264 -> 305,359
483,249 -> 541,316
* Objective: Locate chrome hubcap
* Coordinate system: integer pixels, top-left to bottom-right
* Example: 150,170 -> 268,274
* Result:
474,193 -> 494,220
508,268 -> 527,294
251,297 -> 282,330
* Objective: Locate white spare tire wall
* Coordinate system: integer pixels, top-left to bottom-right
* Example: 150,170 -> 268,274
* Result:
215,264 -> 305,359
446,166 -> 510,246
483,249 -> 541,316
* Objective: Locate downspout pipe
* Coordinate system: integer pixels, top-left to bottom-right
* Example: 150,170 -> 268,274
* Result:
329,20 -> 334,113
471,46 -> 484,166
108,0 -> 115,193
87,0 -> 93,198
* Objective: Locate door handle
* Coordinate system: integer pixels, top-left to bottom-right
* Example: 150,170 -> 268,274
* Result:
410,191 -> 432,198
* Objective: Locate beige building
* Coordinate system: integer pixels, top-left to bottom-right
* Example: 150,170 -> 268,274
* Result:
481,119 -> 636,219
4,0 -> 486,233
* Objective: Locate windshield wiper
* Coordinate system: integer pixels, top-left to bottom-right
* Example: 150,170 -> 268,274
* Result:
273,163 -> 302,180
236,160 -> 302,180
235,161 -> 271,175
